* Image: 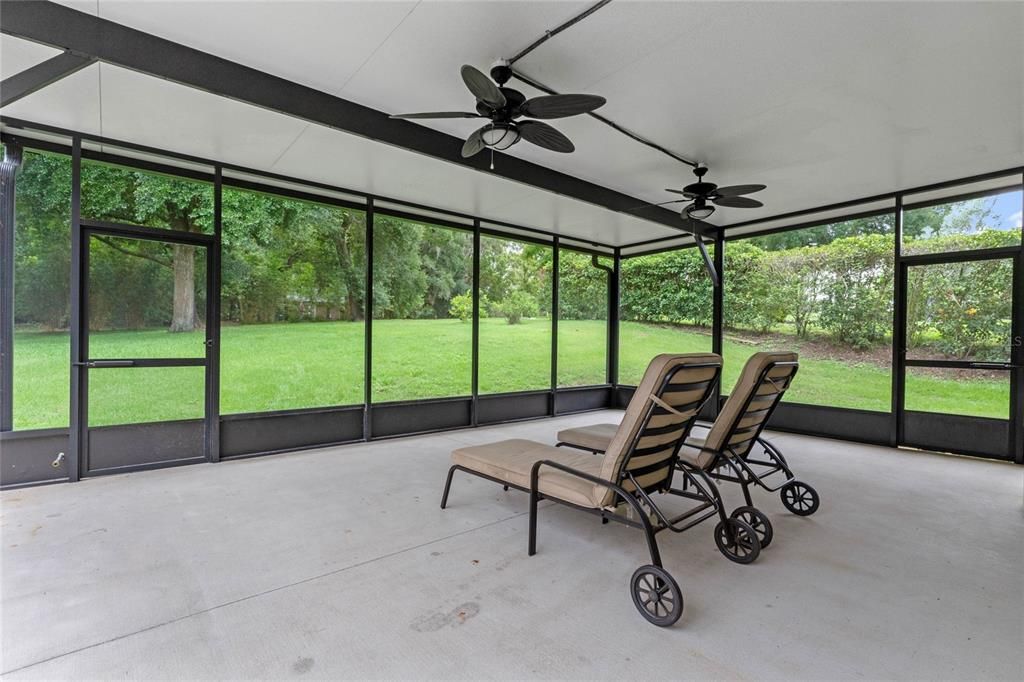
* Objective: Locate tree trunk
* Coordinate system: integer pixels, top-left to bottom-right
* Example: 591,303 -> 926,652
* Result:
169,243 -> 201,332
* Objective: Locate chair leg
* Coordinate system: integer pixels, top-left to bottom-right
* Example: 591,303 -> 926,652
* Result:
440,465 -> 458,509
741,480 -> 754,507
528,485 -> 539,556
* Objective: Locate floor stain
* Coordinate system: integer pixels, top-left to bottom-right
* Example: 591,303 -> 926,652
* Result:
292,657 -> 314,674
410,602 -> 480,632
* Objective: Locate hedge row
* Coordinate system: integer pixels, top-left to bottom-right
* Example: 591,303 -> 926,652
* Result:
622,230 -> 1017,357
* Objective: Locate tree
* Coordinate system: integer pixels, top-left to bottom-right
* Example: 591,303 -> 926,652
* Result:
79,162 -> 214,332
11,152 -> 72,330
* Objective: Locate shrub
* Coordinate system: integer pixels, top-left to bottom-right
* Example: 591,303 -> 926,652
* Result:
495,290 -> 539,324
449,292 -> 473,322
817,234 -> 893,349
724,241 -> 777,332
558,251 -> 608,320
620,249 -> 713,326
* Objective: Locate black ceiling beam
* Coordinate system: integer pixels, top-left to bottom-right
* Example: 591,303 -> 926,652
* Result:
0,49 -> 95,108
0,1 -> 696,236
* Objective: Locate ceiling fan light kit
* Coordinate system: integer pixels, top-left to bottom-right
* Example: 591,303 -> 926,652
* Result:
686,200 -> 716,221
480,123 -> 521,150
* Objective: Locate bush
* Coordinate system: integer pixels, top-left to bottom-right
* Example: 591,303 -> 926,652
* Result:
448,292 -> 493,322
558,251 -> 608,320
817,234 -> 893,349
620,249 -> 713,327
449,292 -> 473,322
724,241 -> 777,332
495,290 -> 539,324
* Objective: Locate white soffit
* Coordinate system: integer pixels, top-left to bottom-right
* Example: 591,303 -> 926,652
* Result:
1,34 -> 62,80
724,198 -> 898,240
1,61 -> 102,135
79,0 -> 422,96
621,234 -> 698,258
902,173 -> 1023,208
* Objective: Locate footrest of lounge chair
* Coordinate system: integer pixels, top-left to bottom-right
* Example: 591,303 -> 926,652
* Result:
451,439 -> 607,508
556,423 -> 617,452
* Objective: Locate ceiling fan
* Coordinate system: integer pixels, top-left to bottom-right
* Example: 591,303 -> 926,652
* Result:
390,62 -> 606,161
635,165 -> 766,287
657,164 -> 767,222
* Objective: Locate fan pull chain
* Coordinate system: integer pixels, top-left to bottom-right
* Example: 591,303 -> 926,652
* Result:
489,147 -> 494,170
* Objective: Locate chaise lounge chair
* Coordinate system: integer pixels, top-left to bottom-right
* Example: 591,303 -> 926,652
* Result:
441,352 -> 770,626
556,352 -> 819,534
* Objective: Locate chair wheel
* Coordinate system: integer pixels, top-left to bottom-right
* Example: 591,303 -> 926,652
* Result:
714,518 -> 761,564
731,506 -> 773,549
780,481 -> 819,516
630,565 -> 683,627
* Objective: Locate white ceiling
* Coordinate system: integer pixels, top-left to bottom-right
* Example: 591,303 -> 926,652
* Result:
3,1 -> 1023,247
1,32 -> 60,79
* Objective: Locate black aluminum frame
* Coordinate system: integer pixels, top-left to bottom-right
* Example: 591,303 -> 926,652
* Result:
617,172 -> 1023,464
439,360 -> 726,619
0,132 -> 621,487
0,135 -> 1021,486
897,250 -> 1021,459
76,220 -> 216,477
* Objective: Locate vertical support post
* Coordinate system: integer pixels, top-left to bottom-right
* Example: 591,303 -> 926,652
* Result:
607,248 -> 620,389
471,221 -> 480,426
363,197 -> 374,440
68,137 -> 84,482
550,238 -> 560,416
890,196 -> 905,448
711,230 -> 725,417
1011,174 -> 1024,464
205,166 -> 222,462
0,143 -> 21,432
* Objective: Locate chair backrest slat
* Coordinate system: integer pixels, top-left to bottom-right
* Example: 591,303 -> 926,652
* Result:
594,353 -> 721,506
704,352 -> 799,460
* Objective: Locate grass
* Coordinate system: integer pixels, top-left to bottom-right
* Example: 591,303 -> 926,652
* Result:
12,319 -> 1008,430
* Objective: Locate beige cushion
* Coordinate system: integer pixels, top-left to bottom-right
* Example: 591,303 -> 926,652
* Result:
450,353 -> 721,510
678,436 -> 716,469
556,423 -> 617,452
596,353 -> 721,506
704,351 -> 798,454
451,438 -> 607,507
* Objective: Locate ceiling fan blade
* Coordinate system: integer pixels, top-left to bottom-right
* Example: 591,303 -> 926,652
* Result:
391,111 -> 484,119
461,127 -> 487,158
517,121 -> 574,153
520,94 -> 606,119
654,199 -> 687,207
714,184 -> 766,197
665,188 -> 699,198
712,195 -> 763,208
461,64 -> 506,110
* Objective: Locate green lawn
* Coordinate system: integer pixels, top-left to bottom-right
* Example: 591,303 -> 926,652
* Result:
11,319 -> 1008,430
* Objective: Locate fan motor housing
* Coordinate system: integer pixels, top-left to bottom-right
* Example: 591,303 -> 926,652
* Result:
490,62 -> 513,85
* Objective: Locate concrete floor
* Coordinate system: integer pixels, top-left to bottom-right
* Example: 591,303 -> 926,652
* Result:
1,411 -> 1021,680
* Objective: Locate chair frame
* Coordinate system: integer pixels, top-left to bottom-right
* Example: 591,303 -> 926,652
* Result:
688,360 -> 801,507
440,361 -> 724,575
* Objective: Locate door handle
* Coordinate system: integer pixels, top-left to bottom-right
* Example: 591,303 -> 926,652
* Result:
967,362 -> 1015,370
73,360 -> 136,368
